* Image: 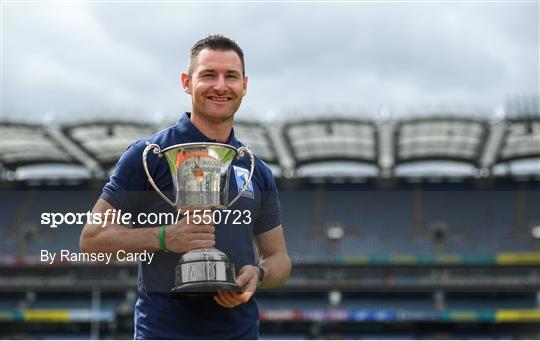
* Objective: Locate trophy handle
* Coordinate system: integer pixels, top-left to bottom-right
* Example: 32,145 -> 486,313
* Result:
142,142 -> 176,208
228,146 -> 255,208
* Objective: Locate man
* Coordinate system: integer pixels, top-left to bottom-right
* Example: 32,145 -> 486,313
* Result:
80,35 -> 291,339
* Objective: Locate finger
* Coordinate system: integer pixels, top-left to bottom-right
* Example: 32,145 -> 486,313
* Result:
190,240 -> 215,249
185,233 -> 215,241
217,291 -> 238,306
242,277 -> 257,294
218,290 -> 242,307
238,290 -> 254,303
235,271 -> 253,288
213,294 -> 233,308
184,224 -> 215,233
223,290 -> 244,301
214,292 -> 232,308
197,225 -> 215,233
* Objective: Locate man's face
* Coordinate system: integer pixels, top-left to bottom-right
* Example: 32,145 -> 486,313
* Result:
182,49 -> 248,122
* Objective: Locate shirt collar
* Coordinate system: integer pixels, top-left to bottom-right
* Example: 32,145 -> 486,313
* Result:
176,112 -> 240,147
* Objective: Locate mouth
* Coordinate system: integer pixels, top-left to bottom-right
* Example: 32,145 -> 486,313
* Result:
206,96 -> 232,103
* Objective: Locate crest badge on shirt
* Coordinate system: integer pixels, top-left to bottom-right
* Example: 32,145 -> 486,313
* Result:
233,165 -> 254,199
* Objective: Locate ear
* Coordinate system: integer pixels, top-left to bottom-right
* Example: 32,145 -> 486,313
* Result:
242,75 -> 248,96
181,72 -> 191,94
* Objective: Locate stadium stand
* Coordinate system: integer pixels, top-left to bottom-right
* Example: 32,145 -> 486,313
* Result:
1,96 -> 539,339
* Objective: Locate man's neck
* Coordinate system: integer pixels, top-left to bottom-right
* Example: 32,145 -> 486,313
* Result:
190,113 -> 233,143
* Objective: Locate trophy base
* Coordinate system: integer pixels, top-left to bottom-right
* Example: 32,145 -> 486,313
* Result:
171,248 -> 241,298
170,281 -> 242,298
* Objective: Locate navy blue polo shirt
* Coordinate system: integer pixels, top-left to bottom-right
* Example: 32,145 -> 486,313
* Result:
101,112 -> 281,339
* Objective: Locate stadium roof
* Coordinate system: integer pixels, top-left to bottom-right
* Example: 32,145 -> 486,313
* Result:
0,123 -> 81,171
1,112 -> 539,179
232,121 -> 279,165
282,118 -> 378,168
394,116 -> 489,167
61,121 -> 156,170
496,117 -> 540,164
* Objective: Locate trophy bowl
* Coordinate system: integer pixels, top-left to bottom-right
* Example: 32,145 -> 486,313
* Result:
142,142 -> 254,298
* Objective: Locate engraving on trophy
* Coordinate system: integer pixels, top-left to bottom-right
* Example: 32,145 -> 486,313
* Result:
177,155 -> 222,208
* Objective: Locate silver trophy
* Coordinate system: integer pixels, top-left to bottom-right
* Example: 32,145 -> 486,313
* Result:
142,142 -> 254,297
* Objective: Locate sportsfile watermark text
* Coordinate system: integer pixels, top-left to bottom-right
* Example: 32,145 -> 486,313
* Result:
40,209 -> 252,228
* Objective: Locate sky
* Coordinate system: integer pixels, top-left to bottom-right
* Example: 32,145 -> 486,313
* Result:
2,1 -> 539,124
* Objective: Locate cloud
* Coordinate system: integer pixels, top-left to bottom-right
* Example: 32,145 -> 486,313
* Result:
3,2 -> 538,122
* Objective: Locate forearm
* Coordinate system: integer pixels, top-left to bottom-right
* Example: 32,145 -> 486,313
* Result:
80,198 -> 162,254
259,252 -> 291,288
80,223 -> 160,254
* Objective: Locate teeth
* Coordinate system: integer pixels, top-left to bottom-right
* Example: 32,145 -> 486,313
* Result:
209,97 -> 229,102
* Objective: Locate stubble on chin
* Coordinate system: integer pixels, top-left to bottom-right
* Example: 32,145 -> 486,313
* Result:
193,108 -> 236,125
200,101 -> 242,123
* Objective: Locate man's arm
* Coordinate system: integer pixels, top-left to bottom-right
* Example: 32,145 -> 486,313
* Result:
254,225 -> 291,287
80,198 -> 215,254
213,225 -> 291,308
80,198 -> 159,253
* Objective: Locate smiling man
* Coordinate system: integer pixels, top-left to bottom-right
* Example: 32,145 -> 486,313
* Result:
184,45 -> 247,134
80,35 -> 291,339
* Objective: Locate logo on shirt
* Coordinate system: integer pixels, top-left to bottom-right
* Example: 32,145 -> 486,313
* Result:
233,166 -> 254,199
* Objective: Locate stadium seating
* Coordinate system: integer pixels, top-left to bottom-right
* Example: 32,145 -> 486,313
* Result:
1,181 -> 538,261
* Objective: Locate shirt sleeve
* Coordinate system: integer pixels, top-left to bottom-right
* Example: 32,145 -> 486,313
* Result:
100,140 -> 147,214
253,165 -> 282,235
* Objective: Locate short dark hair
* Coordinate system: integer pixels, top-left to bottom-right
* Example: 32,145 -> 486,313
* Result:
188,35 -> 245,76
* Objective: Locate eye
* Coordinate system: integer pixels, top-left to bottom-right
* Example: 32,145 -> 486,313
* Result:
199,72 -> 214,79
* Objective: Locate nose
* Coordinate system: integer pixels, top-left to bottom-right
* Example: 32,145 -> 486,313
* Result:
212,75 -> 227,93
